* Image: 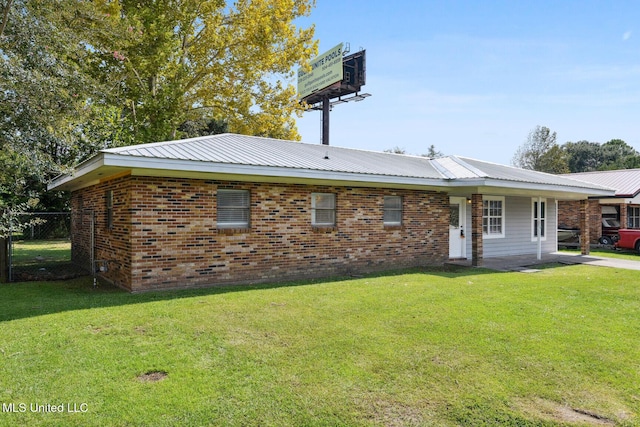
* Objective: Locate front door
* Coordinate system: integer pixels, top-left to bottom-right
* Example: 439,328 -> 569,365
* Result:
449,197 -> 467,259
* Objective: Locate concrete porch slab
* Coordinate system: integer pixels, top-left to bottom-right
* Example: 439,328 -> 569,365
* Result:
446,252 -> 640,272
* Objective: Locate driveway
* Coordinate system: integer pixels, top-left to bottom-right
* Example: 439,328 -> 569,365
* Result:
449,252 -> 640,272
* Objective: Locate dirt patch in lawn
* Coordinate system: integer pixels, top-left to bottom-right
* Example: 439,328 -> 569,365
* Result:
514,397 -> 616,426
137,370 -> 168,383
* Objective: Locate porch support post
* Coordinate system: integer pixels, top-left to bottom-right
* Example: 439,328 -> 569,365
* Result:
620,203 -> 628,229
580,199 -> 590,255
536,196 -> 542,260
471,194 -> 483,267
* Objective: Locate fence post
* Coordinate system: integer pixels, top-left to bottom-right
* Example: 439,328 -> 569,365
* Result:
0,238 -> 7,283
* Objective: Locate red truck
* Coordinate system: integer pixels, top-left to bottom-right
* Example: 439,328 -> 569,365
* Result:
614,229 -> 640,253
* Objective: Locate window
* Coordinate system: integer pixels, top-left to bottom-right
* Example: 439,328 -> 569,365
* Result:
311,193 -> 336,226
482,196 -> 505,238
383,196 -> 402,226
531,198 -> 546,241
628,206 -> 640,228
217,189 -> 250,229
106,190 -> 114,230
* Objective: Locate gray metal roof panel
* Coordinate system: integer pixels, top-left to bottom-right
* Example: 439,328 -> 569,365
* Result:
458,157 -> 615,191
105,133 -> 446,179
562,169 -> 640,197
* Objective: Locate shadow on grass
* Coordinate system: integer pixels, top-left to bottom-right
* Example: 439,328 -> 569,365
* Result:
0,264 -> 505,323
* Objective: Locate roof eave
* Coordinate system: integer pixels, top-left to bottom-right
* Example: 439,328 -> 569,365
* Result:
447,178 -> 616,198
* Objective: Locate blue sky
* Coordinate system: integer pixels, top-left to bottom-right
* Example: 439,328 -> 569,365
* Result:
294,0 -> 640,165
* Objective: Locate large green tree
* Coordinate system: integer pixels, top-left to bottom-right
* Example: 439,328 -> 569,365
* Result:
0,0 -> 113,209
88,0 -> 317,144
600,139 -> 640,170
561,139 -> 640,172
1,0 -> 317,209
512,126 -> 569,173
562,140 -> 603,173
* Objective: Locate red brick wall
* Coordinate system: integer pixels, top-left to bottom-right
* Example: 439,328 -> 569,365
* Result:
557,199 -> 601,243
74,176 -> 449,291
71,175 -> 132,288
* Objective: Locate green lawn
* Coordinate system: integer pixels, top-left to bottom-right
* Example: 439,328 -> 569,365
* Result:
10,239 -> 71,267
560,247 -> 640,262
1,265 -> 638,426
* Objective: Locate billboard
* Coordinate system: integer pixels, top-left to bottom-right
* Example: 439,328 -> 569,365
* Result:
297,43 -> 344,101
300,49 -> 367,106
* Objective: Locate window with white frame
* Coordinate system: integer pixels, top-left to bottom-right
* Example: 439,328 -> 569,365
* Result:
383,195 -> 402,225
531,198 -> 547,240
482,196 -> 505,238
311,193 -> 336,226
217,189 -> 250,229
628,206 -> 640,228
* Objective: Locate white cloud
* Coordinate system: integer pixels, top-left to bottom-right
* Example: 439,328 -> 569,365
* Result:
623,31 -> 632,41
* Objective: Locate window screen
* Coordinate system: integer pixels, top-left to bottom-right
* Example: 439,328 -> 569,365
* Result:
312,193 -> 336,226
217,190 -> 250,228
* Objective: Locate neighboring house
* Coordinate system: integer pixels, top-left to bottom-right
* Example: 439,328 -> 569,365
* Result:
559,169 -> 640,244
48,134 -> 614,292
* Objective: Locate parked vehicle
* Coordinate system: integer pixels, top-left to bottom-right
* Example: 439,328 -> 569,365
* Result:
557,227 -> 580,248
600,218 -> 620,245
614,229 -> 640,253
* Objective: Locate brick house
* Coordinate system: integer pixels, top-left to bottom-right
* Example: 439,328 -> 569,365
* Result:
48,134 -> 614,292
559,169 -> 640,244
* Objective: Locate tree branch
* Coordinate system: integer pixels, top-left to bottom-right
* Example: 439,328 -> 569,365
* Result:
0,0 -> 14,38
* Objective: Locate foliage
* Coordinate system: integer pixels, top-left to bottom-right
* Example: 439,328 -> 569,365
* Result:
178,118 -> 229,139
0,200 -> 44,239
384,146 -> 406,154
0,266 -> 638,426
86,0 -> 317,144
513,127 -> 640,174
0,0 -> 117,207
562,140 -> 603,172
0,0 -> 317,209
424,143 -> 444,158
384,144 -> 445,157
512,126 -> 569,173
600,139 -> 640,170
561,139 -> 640,172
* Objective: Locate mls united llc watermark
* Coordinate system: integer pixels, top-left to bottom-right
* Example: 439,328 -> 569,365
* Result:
2,402 -> 88,413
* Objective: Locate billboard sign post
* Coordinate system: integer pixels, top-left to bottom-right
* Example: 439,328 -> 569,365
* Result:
298,43 -> 370,145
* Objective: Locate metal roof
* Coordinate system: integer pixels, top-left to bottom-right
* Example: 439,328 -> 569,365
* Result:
458,157 -> 613,190
48,133 -> 616,198
562,169 -> 640,197
104,133 -> 444,179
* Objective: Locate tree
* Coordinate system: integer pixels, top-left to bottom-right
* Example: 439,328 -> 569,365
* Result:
0,0 -> 317,210
384,146 -> 407,154
512,126 -> 569,173
423,144 -> 444,158
600,139 -> 640,170
536,144 -> 569,174
560,139 -> 640,172
0,0 -> 113,209
562,140 -> 603,172
87,0 -> 317,144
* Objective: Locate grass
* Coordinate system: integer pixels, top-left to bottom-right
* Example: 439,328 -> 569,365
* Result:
10,239 -> 71,267
1,265 -> 639,426
560,247 -> 640,262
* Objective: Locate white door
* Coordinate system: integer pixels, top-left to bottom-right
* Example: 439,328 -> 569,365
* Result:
449,197 -> 467,259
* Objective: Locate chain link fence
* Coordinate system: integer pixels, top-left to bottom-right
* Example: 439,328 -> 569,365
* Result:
6,212 -> 87,282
